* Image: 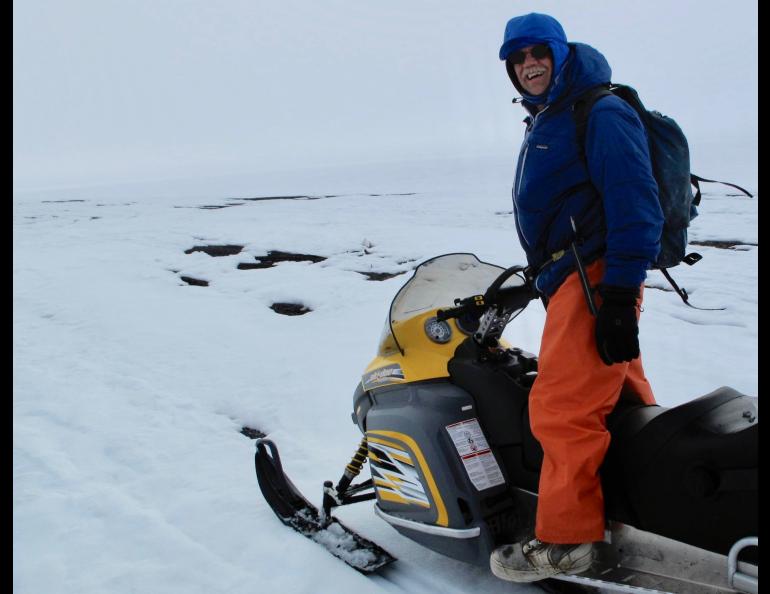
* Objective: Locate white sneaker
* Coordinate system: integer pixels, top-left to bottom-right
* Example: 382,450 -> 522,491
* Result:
490,537 -> 594,583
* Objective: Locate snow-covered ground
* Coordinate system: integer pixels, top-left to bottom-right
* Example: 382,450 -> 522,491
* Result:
13,156 -> 757,593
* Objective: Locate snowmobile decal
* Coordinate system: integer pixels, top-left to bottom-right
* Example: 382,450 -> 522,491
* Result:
445,419 -> 506,491
362,364 -> 405,391
367,430 -> 448,526
368,440 -> 430,508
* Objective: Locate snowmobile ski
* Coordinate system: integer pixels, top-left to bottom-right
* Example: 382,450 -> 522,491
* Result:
254,438 -> 396,574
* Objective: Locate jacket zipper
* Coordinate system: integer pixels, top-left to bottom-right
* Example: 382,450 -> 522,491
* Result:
517,106 -> 549,190
515,106 -> 549,247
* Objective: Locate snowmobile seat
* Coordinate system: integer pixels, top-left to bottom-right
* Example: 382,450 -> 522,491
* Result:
602,386 -> 758,560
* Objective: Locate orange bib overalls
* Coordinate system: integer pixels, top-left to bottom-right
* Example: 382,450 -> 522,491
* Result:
530,259 -> 655,543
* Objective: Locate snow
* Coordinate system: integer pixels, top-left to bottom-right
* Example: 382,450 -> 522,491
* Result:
307,519 -> 382,571
13,157 -> 757,593
14,1 -> 757,593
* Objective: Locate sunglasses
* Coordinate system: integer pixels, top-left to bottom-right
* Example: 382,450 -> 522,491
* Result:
507,44 -> 551,65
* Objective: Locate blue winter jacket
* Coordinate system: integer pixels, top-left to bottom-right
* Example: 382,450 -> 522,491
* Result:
501,15 -> 663,297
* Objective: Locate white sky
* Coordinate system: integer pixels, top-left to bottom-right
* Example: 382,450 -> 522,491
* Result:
13,1 -> 758,192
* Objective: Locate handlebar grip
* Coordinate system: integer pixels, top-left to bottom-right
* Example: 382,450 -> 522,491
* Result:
436,306 -> 464,321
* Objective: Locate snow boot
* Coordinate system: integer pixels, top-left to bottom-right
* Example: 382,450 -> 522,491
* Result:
490,537 -> 594,583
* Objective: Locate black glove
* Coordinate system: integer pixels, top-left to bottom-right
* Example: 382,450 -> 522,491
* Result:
595,284 -> 640,366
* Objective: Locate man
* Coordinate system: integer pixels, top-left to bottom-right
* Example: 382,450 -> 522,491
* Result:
489,13 -> 664,583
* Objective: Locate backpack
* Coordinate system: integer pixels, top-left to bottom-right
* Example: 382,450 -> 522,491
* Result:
572,84 -> 753,309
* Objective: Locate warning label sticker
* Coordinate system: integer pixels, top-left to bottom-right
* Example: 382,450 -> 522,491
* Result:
445,418 -> 505,491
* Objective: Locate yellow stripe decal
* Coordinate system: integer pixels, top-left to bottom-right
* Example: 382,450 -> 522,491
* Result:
367,436 -> 405,452
374,474 -> 403,487
378,489 -> 431,508
380,471 -> 405,485
367,430 -> 448,526
389,452 -> 414,465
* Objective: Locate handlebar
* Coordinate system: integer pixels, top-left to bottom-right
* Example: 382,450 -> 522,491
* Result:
436,265 -> 538,326
483,264 -> 530,304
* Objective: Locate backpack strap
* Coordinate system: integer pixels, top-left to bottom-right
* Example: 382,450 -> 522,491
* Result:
690,174 -> 754,206
659,268 -> 726,311
572,84 -> 614,154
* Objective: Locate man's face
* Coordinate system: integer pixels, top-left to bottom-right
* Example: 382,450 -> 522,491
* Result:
510,44 -> 553,96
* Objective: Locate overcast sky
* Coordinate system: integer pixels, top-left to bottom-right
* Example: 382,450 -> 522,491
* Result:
13,0 -> 758,192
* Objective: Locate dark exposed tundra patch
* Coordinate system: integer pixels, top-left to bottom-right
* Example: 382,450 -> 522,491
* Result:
197,203 -> 245,210
41,199 -> 86,203
240,427 -> 267,440
238,250 -> 327,270
233,192 -> 415,201
366,193 -> 416,197
689,240 -> 757,250
240,195 -> 323,201
180,276 -> 209,287
177,192 -> 419,209
237,262 -> 272,270
185,244 -> 244,257
270,302 -> 311,316
357,271 -> 407,281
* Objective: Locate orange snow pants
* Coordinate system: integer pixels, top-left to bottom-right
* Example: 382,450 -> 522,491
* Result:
530,259 -> 655,544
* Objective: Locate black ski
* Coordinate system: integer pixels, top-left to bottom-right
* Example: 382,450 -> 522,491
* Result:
254,438 -> 396,574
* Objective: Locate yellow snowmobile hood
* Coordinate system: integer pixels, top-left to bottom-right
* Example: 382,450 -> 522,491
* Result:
361,254 -> 513,390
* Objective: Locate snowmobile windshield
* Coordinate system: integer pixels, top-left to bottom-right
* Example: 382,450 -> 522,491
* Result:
382,253 -> 507,352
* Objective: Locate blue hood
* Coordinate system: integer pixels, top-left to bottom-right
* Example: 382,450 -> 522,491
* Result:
545,43 -> 613,108
499,13 -> 569,63
499,13 -> 611,106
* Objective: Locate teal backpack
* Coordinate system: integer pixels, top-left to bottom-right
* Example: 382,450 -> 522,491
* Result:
573,84 -> 753,309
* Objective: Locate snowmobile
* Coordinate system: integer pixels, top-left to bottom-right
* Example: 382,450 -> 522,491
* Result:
254,253 -> 758,594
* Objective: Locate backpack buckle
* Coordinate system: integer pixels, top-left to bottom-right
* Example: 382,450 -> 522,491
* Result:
683,252 -> 703,266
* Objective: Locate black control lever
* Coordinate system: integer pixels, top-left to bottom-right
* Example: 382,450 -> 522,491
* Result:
436,294 -> 486,321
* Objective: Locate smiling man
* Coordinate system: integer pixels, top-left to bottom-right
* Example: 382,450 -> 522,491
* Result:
508,43 -> 553,97
491,12 -> 664,584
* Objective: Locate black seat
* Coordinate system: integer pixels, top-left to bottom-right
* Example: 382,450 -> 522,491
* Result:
602,387 -> 758,558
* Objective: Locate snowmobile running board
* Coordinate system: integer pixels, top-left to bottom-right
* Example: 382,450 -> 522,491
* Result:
550,523 -> 758,594
254,438 -> 396,574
